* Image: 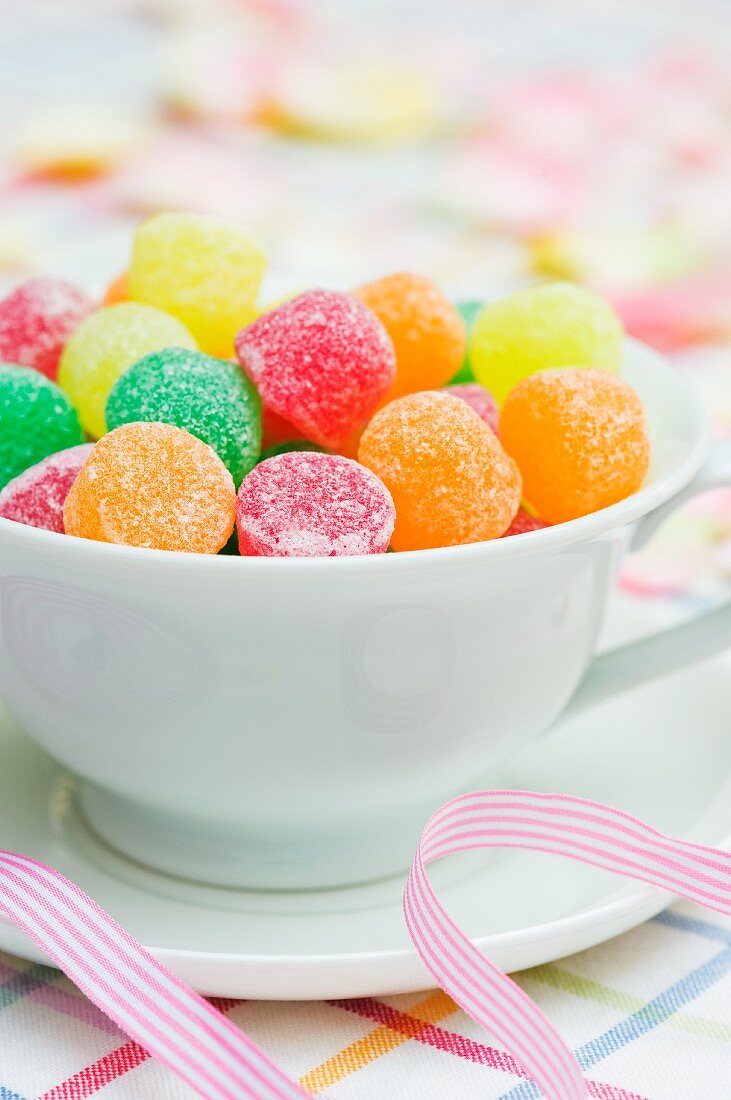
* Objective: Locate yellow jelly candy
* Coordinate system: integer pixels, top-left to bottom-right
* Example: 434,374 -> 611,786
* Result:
129,212 -> 266,356
58,302 -> 195,439
470,282 -> 623,405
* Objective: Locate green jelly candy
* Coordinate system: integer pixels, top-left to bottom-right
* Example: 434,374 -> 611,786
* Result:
106,347 -> 262,485
449,300 -> 483,384
0,363 -> 84,489
258,440 -> 327,463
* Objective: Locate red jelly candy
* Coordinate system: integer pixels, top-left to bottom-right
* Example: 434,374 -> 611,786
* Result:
0,443 -> 93,533
235,290 -> 395,450
237,451 -> 395,557
0,277 -> 94,380
445,382 -> 499,434
503,508 -> 548,537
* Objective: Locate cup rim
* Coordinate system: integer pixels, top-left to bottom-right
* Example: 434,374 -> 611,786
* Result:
0,341 -> 711,573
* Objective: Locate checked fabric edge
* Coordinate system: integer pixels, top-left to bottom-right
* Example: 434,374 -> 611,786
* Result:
1,790 -> 730,1099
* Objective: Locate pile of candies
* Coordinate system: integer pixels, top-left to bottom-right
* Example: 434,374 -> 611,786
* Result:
0,213 -> 651,557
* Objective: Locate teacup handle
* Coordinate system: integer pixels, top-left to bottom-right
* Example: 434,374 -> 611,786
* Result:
565,438 -> 731,719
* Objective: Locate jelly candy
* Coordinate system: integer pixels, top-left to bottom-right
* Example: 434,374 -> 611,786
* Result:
0,444 -> 93,533
58,302 -> 195,439
445,382 -> 498,434
236,290 -> 395,450
0,277 -> 93,380
358,391 -> 521,551
503,508 -> 548,537
0,364 -> 84,489
500,368 -> 650,524
471,282 -> 623,405
449,299 -> 483,384
64,422 -> 235,553
237,451 -> 394,557
129,212 -> 265,357
106,347 -> 261,485
355,273 -> 466,402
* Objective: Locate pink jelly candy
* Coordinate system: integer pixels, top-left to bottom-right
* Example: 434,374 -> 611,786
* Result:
0,444 -> 93,533
0,277 -> 94,380
446,382 -> 499,435
235,290 -> 395,450
237,451 -> 395,557
503,508 -> 548,537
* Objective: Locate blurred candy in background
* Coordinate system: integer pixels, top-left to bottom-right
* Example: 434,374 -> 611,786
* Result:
0,0 -> 729,586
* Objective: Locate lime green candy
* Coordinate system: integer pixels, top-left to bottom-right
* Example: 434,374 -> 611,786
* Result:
470,282 -> 623,405
448,300 -> 483,384
59,302 -> 196,439
106,347 -> 262,485
0,363 -> 84,489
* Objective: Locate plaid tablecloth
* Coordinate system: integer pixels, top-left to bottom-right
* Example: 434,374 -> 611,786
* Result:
0,900 -> 729,1099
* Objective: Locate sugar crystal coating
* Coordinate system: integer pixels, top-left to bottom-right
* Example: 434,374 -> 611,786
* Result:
355,273 -> 466,402
445,382 -> 499,434
500,368 -> 650,524
64,422 -> 235,553
0,364 -> 85,489
58,302 -> 196,439
235,289 -> 395,450
129,212 -> 265,357
471,282 -> 623,404
358,391 -> 521,551
0,277 -> 94,380
106,347 -> 261,485
0,444 -> 93,532
237,451 -> 395,557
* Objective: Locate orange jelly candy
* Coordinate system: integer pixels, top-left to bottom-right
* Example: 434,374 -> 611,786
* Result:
102,271 -> 129,306
354,273 -> 466,403
500,368 -> 650,525
358,391 -> 521,551
64,422 -> 235,552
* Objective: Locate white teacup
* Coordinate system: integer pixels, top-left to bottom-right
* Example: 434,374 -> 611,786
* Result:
0,340 -> 728,889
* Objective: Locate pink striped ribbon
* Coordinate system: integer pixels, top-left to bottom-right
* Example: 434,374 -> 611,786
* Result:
1,789 -> 730,1099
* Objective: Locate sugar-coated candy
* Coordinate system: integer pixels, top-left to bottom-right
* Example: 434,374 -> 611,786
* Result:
129,212 -> 265,356
0,364 -> 84,489
0,277 -> 94,380
237,451 -> 395,557
503,508 -> 548,537
106,347 -> 261,485
471,282 -> 624,405
64,422 -> 235,553
445,382 -> 499,434
358,391 -> 521,551
0,444 -> 93,533
236,290 -> 395,450
500,368 -> 650,524
58,302 -> 196,439
355,273 -> 466,402
102,271 -> 129,306
449,300 -> 482,384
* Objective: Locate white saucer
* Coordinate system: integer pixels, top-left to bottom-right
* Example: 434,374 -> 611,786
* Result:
1,595 -> 729,999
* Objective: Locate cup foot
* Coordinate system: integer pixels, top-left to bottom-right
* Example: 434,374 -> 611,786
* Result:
79,782 -> 424,891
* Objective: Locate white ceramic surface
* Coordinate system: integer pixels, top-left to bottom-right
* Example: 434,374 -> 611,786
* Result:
0,340 -> 729,890
0,596 -> 729,998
